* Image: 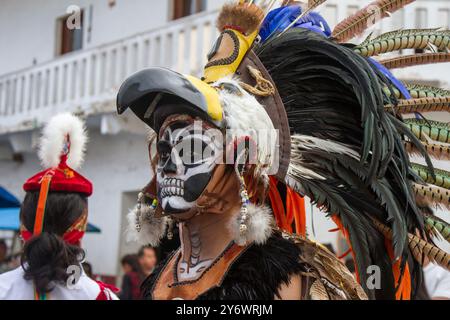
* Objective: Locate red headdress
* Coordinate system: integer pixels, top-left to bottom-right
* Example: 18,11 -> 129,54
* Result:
21,113 -> 92,244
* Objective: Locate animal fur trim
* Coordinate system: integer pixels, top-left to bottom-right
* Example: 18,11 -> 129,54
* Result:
216,3 -> 264,34
228,203 -> 274,246
38,113 -> 87,169
126,203 -> 168,247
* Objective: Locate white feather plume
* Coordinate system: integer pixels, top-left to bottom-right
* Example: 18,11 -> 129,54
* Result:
38,113 -> 88,169
228,204 -> 274,246
287,134 -> 360,181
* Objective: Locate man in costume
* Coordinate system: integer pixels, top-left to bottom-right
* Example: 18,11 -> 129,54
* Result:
0,113 -> 118,300
117,0 -> 450,300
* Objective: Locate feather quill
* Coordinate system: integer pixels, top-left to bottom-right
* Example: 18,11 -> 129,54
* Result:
405,140 -> 450,161
411,163 -> 450,190
423,214 -> 450,243
385,97 -> 450,114
405,84 -> 450,99
354,29 -> 450,57
413,183 -> 450,210
332,0 -> 416,43
278,0 -> 327,36
404,119 -> 450,144
380,53 -> 450,69
372,218 -> 450,270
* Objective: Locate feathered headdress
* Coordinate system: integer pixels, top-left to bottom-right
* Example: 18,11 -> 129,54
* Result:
117,0 -> 450,300
23,113 -> 92,237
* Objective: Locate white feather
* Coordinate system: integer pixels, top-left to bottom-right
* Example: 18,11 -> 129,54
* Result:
291,134 -> 360,160
228,204 -> 274,246
38,113 -> 87,169
126,203 -> 168,247
214,78 -> 278,177
287,134 -> 361,181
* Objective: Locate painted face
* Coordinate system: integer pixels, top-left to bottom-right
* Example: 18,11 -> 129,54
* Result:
156,120 -> 222,214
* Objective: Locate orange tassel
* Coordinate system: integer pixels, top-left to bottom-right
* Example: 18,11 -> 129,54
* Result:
268,177 -> 291,233
384,238 -> 412,300
285,187 -> 294,226
290,188 -> 306,237
338,248 -> 353,259
331,215 -> 360,283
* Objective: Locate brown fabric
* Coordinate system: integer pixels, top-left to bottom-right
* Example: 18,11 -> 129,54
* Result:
236,50 -> 291,181
152,242 -> 249,300
284,231 -> 368,300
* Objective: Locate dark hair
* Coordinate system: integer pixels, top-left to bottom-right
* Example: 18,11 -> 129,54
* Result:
121,254 -> 142,273
82,262 -> 93,278
137,245 -> 156,258
20,191 -> 87,295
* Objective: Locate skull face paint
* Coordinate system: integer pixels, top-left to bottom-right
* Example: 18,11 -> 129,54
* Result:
156,120 -> 222,214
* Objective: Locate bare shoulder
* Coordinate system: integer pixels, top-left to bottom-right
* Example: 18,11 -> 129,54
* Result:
275,273 -> 303,300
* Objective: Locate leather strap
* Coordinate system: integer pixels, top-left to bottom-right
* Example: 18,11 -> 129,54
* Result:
236,50 -> 291,181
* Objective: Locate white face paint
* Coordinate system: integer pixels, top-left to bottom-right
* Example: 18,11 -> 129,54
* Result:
156,121 -> 222,214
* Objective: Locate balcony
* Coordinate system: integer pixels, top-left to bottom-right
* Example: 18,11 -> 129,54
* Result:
0,10 -> 220,134
0,0 -> 447,135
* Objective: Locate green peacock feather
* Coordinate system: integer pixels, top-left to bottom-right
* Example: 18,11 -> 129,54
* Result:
383,84 -> 450,99
354,29 -> 450,57
405,84 -> 450,99
423,213 -> 450,242
411,163 -> 450,190
404,119 -> 450,144
382,86 -> 402,99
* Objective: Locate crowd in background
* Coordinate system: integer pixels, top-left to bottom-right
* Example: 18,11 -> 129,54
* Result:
118,245 -> 158,300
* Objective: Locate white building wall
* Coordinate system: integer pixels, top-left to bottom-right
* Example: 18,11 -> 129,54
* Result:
0,0 -> 171,76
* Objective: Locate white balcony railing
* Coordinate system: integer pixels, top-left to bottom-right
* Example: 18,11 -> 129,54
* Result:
0,10 -> 220,134
0,0 -> 447,134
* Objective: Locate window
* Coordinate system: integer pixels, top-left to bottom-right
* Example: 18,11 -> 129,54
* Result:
172,0 -> 206,20
322,5 -> 338,27
56,9 -> 84,56
415,8 -> 428,28
415,8 -> 427,53
438,9 -> 450,29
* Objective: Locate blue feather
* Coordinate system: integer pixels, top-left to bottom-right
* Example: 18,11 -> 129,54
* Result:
368,58 -> 412,100
259,5 -> 331,42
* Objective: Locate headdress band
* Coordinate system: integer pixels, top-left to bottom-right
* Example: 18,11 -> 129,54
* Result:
33,173 -> 53,235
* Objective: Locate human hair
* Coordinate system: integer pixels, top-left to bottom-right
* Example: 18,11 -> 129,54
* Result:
137,245 -> 156,258
20,191 -> 87,295
121,254 -> 142,273
82,262 -> 93,278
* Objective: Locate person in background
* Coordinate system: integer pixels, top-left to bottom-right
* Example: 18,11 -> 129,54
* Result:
119,254 -> 142,300
138,245 -> 157,278
424,260 -> 450,300
0,240 -> 8,274
0,114 -> 118,300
